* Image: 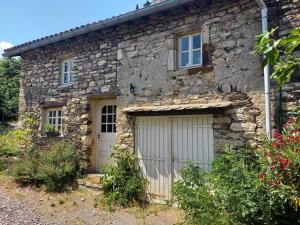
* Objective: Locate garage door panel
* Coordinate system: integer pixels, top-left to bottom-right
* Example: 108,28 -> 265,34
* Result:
136,115 -> 214,201
136,117 -> 172,200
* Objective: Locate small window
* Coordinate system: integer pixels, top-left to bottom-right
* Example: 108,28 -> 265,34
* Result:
101,105 -> 117,133
61,60 -> 73,84
46,108 -> 64,134
178,34 -> 202,69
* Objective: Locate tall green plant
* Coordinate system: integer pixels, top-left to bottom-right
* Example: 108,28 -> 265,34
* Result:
99,149 -> 148,210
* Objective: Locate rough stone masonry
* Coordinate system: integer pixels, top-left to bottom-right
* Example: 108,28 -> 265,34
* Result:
17,0 -> 300,170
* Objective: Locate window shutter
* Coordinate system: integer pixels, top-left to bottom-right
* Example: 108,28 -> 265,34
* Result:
166,38 -> 176,71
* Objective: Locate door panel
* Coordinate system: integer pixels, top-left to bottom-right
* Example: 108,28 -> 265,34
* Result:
136,117 -> 172,201
135,115 -> 214,201
97,102 -> 117,172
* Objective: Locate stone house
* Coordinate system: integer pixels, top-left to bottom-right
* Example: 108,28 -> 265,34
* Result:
3,0 -> 300,200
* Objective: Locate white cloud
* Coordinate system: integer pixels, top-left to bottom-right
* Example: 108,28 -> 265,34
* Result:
0,41 -> 14,57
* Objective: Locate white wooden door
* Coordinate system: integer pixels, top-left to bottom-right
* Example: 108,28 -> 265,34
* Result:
97,102 -> 117,172
135,115 -> 214,200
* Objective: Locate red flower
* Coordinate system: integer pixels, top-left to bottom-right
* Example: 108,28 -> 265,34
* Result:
273,129 -> 283,140
271,162 -> 276,170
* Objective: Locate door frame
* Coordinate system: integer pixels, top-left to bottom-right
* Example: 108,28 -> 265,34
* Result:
96,99 -> 117,172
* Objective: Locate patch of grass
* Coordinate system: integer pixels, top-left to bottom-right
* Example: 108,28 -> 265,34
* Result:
132,203 -> 170,220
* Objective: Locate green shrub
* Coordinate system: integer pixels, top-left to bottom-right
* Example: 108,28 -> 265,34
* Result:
0,129 -> 32,157
173,141 -> 300,225
38,141 -> 80,192
100,149 -> 148,210
0,158 -> 6,172
172,164 -> 231,225
12,146 -> 42,185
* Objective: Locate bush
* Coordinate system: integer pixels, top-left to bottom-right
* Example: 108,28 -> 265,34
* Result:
100,149 -> 148,210
0,158 -> 6,172
172,164 -> 231,225
38,141 -> 80,192
173,140 -> 300,225
12,146 -> 42,185
0,129 -> 31,157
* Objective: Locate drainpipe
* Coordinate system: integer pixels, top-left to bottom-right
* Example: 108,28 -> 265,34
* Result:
255,0 -> 272,140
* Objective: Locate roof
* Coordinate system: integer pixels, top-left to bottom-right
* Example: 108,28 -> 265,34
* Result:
3,0 -> 196,57
122,102 -> 233,113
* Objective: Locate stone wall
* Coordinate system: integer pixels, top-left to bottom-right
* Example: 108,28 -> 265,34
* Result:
18,0 -> 298,170
116,0 -> 265,152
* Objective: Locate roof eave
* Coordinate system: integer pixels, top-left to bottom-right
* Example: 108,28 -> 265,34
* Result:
3,0 -> 196,58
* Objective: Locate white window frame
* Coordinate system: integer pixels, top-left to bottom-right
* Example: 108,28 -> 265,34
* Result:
46,108 -> 64,134
101,105 -> 117,133
178,33 -> 203,69
61,60 -> 73,85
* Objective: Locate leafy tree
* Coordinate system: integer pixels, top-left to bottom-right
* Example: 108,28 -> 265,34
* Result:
255,28 -> 300,86
0,57 -> 21,122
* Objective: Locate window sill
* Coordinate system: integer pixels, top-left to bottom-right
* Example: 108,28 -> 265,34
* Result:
58,83 -> 73,89
178,65 -> 213,75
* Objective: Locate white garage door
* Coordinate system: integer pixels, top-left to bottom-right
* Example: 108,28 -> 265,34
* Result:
135,115 -> 214,201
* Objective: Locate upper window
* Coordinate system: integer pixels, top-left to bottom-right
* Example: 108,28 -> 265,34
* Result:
47,108 -> 64,134
178,34 -> 202,69
61,60 -> 73,84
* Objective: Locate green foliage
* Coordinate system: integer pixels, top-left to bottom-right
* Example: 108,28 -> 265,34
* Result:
255,28 -> 300,86
12,141 -> 80,192
0,58 -> 21,121
100,149 -> 148,210
12,146 -> 42,185
38,141 -> 80,192
172,164 -> 231,225
0,129 -> 31,157
173,143 -> 300,225
45,124 -> 57,132
0,158 -> 7,172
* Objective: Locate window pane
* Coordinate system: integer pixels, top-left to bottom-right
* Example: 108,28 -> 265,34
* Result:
49,118 -> 52,124
113,115 -> 116,123
107,115 -> 112,123
107,124 -> 113,133
101,125 -> 106,133
49,111 -> 52,117
193,35 -> 201,49
107,106 -> 113,113
58,118 -> 62,125
193,50 -> 201,65
181,37 -> 189,52
58,111 -> 62,117
113,105 -> 117,113
53,111 -> 56,117
64,63 -> 68,72
102,115 -> 107,123
113,124 -> 116,133
102,106 -> 107,114
64,73 -> 68,83
181,52 -> 189,67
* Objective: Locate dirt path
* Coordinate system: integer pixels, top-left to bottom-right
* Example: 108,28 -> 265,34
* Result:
0,187 -> 46,225
0,176 -> 182,225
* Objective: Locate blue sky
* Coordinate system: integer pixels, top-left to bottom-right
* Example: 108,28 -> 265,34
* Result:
0,0 -> 146,55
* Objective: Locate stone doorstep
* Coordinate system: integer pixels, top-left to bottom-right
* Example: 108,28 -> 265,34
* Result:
78,174 -> 105,190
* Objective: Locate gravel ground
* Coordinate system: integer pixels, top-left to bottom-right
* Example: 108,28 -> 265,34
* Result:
0,187 -> 46,225
0,178 -> 181,225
